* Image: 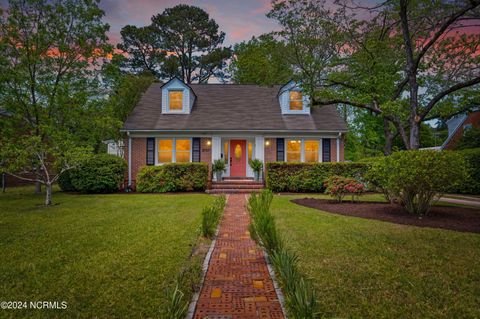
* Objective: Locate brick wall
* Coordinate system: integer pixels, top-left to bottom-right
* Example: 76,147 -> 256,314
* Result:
331,138 -> 337,162
124,137 -> 146,189
264,138 -> 277,162
444,111 -> 480,150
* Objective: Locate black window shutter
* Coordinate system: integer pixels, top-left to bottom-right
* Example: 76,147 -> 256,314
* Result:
322,138 -> 331,162
192,138 -> 201,162
276,138 -> 285,162
146,138 -> 155,165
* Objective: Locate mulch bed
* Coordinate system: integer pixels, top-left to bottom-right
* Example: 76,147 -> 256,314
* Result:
292,198 -> 480,234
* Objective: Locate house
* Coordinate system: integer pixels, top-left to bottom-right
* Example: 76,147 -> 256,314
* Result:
121,78 -> 347,189
441,109 -> 480,150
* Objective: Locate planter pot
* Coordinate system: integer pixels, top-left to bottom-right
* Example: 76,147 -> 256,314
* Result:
254,171 -> 260,182
215,171 -> 223,181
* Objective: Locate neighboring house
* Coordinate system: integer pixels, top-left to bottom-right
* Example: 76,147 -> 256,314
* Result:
103,139 -> 124,157
121,78 -> 347,189
442,109 -> 480,150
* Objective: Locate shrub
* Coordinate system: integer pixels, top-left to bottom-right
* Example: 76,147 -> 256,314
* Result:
201,195 -> 226,238
366,150 -> 467,215
266,162 -> 369,193
249,158 -> 263,173
136,163 -> 208,192
324,175 -> 365,203
446,148 -> 480,194
58,170 -> 76,192
62,154 -> 126,194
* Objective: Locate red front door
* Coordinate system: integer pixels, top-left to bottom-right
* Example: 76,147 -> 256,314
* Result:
230,140 -> 247,177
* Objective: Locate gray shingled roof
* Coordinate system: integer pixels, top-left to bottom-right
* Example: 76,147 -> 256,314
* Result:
123,83 -> 347,132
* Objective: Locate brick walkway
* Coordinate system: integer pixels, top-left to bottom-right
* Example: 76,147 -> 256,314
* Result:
193,194 -> 285,319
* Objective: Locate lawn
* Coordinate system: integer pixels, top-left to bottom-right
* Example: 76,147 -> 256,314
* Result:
0,187 -> 214,318
272,195 -> 480,318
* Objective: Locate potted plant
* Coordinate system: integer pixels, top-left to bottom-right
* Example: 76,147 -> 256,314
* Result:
212,159 -> 226,181
249,159 -> 263,181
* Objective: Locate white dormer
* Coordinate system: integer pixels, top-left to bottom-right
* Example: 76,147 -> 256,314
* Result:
161,77 -> 196,114
278,80 -> 311,115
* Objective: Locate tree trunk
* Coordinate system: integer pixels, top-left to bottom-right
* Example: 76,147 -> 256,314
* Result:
410,118 -> 421,149
45,183 -> 52,206
383,118 -> 394,155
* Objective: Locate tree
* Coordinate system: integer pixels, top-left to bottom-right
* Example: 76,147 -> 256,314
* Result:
231,34 -> 293,85
0,0 -> 112,205
119,5 -> 231,83
268,0 -> 480,153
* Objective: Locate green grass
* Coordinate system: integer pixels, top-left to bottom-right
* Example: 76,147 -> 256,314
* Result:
0,187 -> 214,318
271,195 -> 480,318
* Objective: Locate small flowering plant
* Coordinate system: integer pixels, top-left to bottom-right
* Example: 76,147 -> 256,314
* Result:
324,175 -> 365,203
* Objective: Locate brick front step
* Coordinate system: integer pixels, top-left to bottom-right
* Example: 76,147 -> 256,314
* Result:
212,183 -> 264,190
206,188 -> 262,194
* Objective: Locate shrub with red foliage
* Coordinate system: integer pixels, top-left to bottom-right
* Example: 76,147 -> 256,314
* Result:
324,175 -> 365,203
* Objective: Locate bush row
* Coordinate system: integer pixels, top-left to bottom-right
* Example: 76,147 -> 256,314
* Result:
59,154 -> 126,193
248,190 -> 319,318
266,162 -> 369,193
136,163 -> 208,193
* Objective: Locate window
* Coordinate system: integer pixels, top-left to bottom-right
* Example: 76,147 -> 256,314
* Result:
175,139 -> 191,162
248,142 -> 253,162
289,91 -> 303,111
223,141 -> 229,161
158,139 -> 173,163
305,140 -> 319,162
169,91 -> 183,110
286,140 -> 301,162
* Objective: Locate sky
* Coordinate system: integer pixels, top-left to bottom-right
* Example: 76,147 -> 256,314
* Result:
99,0 -> 280,46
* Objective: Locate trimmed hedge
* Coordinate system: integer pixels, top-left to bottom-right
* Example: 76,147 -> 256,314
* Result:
59,154 -> 126,193
266,162 -> 369,192
136,163 -> 208,193
450,148 -> 480,194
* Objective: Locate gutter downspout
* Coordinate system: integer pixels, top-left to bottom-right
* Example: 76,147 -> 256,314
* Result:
128,132 -> 132,188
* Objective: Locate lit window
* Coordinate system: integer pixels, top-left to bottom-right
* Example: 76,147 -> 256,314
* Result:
289,91 -> 303,110
305,140 -> 319,162
158,139 -> 173,163
169,91 -> 183,110
175,139 -> 191,162
248,142 -> 253,162
223,142 -> 229,161
286,140 -> 301,162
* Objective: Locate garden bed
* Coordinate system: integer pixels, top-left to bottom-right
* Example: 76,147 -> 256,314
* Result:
292,198 -> 480,233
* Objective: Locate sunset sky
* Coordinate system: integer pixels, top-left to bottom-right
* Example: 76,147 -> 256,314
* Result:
99,0 -> 280,46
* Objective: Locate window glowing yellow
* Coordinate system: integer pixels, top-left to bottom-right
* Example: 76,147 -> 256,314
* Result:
289,91 -> 303,110
158,139 -> 173,163
234,144 -> 242,159
169,91 -> 183,110
305,140 -> 319,162
286,140 -> 301,162
223,142 -> 229,161
248,142 -> 253,162
175,139 -> 191,162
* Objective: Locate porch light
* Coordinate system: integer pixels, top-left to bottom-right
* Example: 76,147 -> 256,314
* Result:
206,140 -> 211,146
265,140 -> 270,146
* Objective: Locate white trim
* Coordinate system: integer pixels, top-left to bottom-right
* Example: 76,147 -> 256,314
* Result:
155,137 -> 193,165
336,137 -> 340,162
128,136 -> 132,186
284,138 -> 323,163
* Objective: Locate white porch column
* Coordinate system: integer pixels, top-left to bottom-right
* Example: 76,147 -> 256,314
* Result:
211,136 -> 221,161
127,135 -> 132,187
254,136 -> 264,162
336,135 -> 341,162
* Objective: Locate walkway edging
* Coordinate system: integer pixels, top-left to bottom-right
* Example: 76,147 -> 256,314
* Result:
186,195 -> 230,319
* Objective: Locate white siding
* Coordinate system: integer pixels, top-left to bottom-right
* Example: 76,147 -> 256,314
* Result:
161,78 -> 195,114
278,80 -> 311,115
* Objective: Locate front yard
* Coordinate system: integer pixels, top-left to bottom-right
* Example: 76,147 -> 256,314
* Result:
272,195 -> 480,318
0,187 -> 213,318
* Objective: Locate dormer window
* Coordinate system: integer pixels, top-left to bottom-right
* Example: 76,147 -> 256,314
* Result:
169,91 -> 183,110
289,91 -> 303,111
